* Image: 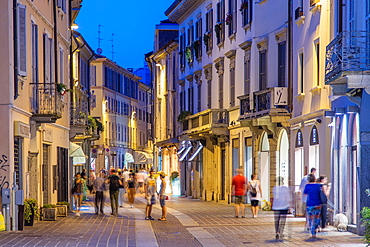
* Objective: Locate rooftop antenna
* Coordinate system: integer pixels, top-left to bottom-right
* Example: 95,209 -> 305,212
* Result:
96,25 -> 103,55
109,33 -> 116,61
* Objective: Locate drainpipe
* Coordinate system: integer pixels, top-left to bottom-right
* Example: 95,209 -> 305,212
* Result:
13,0 -> 19,100
287,0 -> 293,113
52,0 -> 58,85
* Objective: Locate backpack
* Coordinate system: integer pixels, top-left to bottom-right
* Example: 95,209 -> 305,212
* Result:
250,182 -> 257,197
109,175 -> 120,191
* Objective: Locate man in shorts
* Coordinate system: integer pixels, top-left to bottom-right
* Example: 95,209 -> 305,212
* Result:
232,169 -> 247,218
157,172 -> 167,221
144,170 -> 157,220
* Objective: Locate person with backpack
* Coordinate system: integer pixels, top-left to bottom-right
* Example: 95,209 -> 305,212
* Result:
106,170 -> 122,216
248,174 -> 262,218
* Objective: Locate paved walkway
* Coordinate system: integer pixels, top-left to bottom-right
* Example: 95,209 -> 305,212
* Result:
0,194 -> 366,247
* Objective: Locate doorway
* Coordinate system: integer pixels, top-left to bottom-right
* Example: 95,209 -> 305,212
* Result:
259,133 -> 270,202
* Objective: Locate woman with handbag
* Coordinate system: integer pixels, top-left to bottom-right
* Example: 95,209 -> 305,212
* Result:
318,175 -> 331,231
303,174 -> 322,238
158,172 -> 167,221
248,174 -> 262,218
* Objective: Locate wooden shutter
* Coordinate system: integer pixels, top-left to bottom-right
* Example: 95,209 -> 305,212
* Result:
31,23 -> 38,83
18,4 -> 27,76
44,34 -> 50,83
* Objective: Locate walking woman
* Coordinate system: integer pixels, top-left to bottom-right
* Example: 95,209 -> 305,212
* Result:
73,173 -> 84,216
318,175 -> 331,230
272,176 -> 291,239
158,172 -> 167,221
248,174 -> 262,218
127,173 -> 136,208
303,174 -> 322,238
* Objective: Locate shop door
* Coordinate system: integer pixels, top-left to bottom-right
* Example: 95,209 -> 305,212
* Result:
42,144 -> 50,205
259,151 -> 270,202
57,147 -> 68,202
220,143 -> 226,200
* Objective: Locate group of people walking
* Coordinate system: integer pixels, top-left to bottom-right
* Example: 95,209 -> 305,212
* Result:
71,168 -> 167,221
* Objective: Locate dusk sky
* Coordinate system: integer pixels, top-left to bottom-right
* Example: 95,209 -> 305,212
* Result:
76,0 -> 175,70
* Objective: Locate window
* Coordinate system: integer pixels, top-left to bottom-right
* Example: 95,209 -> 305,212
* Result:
295,129 -> 303,148
244,55 -> 250,94
299,53 -> 304,94
188,84 -> 194,113
227,0 -> 237,36
230,61 -> 235,107
315,42 -> 320,86
259,50 -> 267,90
197,84 -> 201,112
195,19 -> 202,59
205,9 -> 213,52
216,0 -> 225,44
57,0 -> 67,13
18,5 -> 27,77
278,42 -> 286,87
31,22 -> 39,83
187,25 -> 194,64
310,126 -> 319,145
43,34 -> 54,84
59,49 -> 64,85
241,0 -> 252,26
207,79 -> 212,108
219,73 -> 224,108
180,33 -> 186,69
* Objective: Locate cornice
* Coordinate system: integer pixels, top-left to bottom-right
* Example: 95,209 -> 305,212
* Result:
239,40 -> 252,50
167,0 -> 205,23
225,49 -> 236,59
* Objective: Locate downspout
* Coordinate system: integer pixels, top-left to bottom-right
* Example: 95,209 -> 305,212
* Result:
13,0 -> 19,100
288,0 -> 293,113
53,0 -> 58,85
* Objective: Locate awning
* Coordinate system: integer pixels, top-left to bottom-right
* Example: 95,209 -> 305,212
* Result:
188,141 -> 204,161
124,152 -> 134,163
178,141 -> 192,162
177,140 -> 187,155
133,151 -> 153,164
69,142 -> 86,157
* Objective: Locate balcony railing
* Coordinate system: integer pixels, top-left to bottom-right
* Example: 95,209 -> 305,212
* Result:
70,102 -> 89,126
181,109 -> 228,134
30,83 -> 63,122
238,87 -> 289,118
310,0 -> 319,7
325,31 -> 370,83
295,7 -> 303,20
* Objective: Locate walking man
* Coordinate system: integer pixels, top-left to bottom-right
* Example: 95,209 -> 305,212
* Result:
158,172 -> 167,221
93,172 -> 106,215
145,170 -> 157,220
232,169 -> 247,218
106,170 -> 122,216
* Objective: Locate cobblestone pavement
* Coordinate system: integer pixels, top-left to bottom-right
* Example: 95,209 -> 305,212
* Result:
0,193 -> 366,247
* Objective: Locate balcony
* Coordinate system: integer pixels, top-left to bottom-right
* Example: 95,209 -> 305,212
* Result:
295,7 -> 303,20
310,0 -> 319,7
70,102 -> 89,126
30,83 -> 63,123
325,31 -> 370,94
181,109 -> 228,137
238,87 -> 290,123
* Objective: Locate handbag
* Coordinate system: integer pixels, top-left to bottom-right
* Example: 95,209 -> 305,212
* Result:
250,182 -> 257,197
165,195 -> 169,200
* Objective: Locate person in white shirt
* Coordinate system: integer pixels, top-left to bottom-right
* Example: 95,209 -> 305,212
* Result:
136,170 -> 146,194
272,176 -> 292,239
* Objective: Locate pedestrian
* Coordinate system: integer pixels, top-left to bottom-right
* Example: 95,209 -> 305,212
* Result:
231,169 -> 247,218
303,174 -> 322,238
248,174 -> 262,218
144,170 -> 157,220
93,171 -> 106,215
272,176 -> 292,239
318,175 -> 331,231
127,172 -> 136,208
158,172 -> 167,221
106,169 -> 122,216
72,173 -> 84,216
299,167 -> 317,230
136,169 -> 146,194
118,171 -> 125,208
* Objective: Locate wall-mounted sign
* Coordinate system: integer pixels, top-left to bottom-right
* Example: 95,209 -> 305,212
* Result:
274,87 -> 288,105
296,129 -> 303,147
43,128 -> 53,143
14,121 -> 30,138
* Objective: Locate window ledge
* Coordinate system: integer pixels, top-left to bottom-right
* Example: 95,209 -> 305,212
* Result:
295,16 -> 305,27
310,2 -> 322,13
257,0 -> 268,4
228,33 -> 236,41
295,93 -> 305,102
206,50 -> 212,56
243,23 -> 251,31
309,86 -> 321,95
217,41 -> 224,48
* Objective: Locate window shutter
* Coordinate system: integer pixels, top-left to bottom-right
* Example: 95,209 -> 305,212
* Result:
50,38 -> 54,83
18,5 -> 27,76
44,34 -> 50,83
31,23 -> 38,83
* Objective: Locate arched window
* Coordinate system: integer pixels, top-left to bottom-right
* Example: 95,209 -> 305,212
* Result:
310,126 -> 319,145
295,129 -> 303,148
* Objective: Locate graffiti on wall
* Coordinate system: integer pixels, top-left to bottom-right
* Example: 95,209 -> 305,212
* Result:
0,155 -> 9,190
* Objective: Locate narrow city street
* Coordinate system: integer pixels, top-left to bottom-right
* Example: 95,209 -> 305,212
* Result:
0,194 -> 365,247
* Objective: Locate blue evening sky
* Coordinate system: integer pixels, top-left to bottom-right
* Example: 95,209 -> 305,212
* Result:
76,0 -> 175,70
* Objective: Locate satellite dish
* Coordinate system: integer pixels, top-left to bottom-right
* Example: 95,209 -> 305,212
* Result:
97,48 -> 103,54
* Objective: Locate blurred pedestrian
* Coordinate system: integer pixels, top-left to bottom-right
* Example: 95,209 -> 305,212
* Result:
272,176 -> 292,239
145,170 -> 157,220
72,173 -> 84,216
318,175 -> 331,231
136,170 -> 146,194
248,174 -> 262,218
127,172 -> 136,208
93,172 -> 106,215
303,174 -> 322,238
106,170 -> 122,216
118,171 -> 125,208
158,172 -> 167,221
300,167 -> 317,230
232,169 -> 247,218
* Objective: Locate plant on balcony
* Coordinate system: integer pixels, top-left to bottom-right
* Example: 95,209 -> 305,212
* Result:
88,116 -> 105,133
185,46 -> 193,63
225,14 -> 233,25
215,23 -> 222,39
24,198 -> 39,226
177,111 -> 192,123
170,171 -> 179,182
239,1 -> 248,12
56,83 -> 72,95
361,189 -> 370,245
203,31 -> 211,48
192,40 -> 200,58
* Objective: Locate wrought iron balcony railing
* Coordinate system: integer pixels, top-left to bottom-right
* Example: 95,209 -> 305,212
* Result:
238,87 -> 289,118
30,83 -> 63,122
325,31 -> 370,83
70,102 -> 89,126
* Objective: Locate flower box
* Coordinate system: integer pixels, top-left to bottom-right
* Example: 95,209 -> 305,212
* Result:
42,208 -> 57,221
56,205 -> 68,217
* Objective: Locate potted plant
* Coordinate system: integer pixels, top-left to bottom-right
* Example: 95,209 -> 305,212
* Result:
225,14 -> 233,25
185,46 -> 193,63
203,31 -> 211,48
215,23 -> 222,39
192,40 -> 200,58
177,111 -> 192,123
362,207 -> 370,245
24,198 -> 39,226
239,1 -> 248,12
55,83 -> 72,95
56,202 -> 70,217
169,171 -> 179,194
42,204 -> 57,221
